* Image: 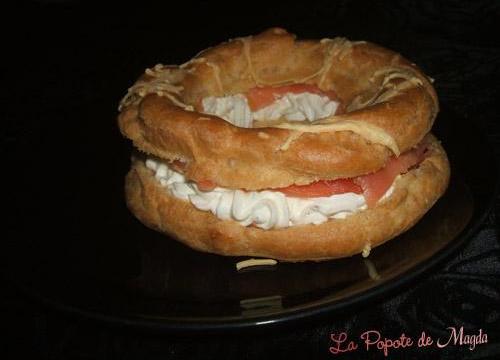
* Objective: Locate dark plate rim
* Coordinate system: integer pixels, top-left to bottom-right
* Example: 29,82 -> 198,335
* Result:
8,184 -> 495,333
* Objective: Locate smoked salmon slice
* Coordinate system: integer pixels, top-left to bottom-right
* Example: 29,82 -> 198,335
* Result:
354,142 -> 428,207
194,143 -> 428,204
276,142 -> 428,205
277,179 -> 362,198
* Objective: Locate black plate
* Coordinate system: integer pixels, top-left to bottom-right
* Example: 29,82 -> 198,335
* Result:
4,107 -> 497,332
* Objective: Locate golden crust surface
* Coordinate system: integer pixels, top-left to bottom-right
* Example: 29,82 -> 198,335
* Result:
118,28 -> 438,190
124,135 -> 450,262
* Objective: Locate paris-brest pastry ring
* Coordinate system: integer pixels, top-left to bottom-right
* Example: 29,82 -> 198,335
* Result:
118,28 -> 450,262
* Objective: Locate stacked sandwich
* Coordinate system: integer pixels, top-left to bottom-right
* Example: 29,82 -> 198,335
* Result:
118,28 -> 449,261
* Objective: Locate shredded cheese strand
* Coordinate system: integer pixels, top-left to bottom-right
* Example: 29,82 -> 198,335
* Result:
318,38 -> 364,87
274,119 -> 400,155
236,258 -> 278,270
206,61 -> 224,94
363,259 -> 381,280
362,243 -> 372,258
118,64 -> 190,111
279,131 -> 303,151
348,67 -> 425,111
237,36 -> 259,85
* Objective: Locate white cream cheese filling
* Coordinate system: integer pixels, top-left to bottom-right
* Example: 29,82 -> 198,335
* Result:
201,92 -> 339,127
144,158 -> 394,230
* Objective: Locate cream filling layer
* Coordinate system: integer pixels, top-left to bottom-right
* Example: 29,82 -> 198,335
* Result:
145,159 -> 395,230
201,92 -> 339,128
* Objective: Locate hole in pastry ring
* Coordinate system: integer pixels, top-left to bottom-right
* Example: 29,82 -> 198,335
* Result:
118,28 -> 438,190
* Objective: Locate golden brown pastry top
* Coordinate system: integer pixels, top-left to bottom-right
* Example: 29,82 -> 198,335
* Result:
118,28 -> 438,190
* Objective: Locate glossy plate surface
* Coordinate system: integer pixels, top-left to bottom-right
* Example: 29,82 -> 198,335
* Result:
4,107 -> 496,331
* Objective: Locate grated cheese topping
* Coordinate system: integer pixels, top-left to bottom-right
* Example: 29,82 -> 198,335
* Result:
118,64 -> 192,111
274,119 -> 400,155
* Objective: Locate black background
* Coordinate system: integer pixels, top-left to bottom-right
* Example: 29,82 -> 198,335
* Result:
4,1 -> 500,359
